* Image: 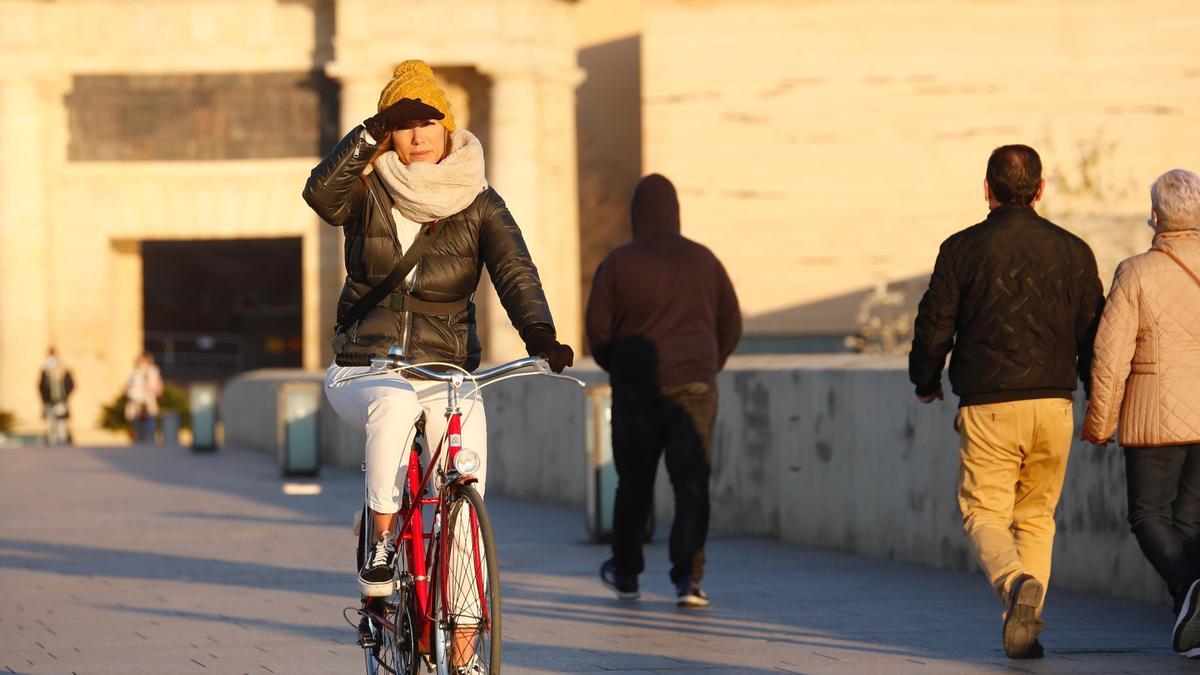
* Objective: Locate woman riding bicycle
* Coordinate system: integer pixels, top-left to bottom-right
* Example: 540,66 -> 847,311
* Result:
302,58 -> 573,640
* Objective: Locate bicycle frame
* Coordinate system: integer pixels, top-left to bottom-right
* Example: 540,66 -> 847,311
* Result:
363,376 -> 488,664
351,352 -> 584,672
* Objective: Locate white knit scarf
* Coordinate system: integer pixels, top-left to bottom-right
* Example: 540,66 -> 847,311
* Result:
373,129 -> 488,223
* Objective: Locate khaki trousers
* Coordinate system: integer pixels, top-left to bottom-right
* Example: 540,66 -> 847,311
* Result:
957,398 -> 1074,613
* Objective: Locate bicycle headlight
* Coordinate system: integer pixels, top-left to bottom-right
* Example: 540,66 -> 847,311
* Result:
453,449 -> 481,476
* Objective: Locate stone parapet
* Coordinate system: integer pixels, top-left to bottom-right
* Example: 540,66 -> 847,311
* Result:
219,368 -> 324,459
228,355 -> 1165,604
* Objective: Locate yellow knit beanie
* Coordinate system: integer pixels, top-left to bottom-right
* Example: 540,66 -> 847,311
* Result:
377,60 -> 456,133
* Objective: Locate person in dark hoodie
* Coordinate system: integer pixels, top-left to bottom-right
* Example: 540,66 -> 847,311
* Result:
586,173 -> 742,608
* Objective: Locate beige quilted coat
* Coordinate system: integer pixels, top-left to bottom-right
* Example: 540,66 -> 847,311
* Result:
1083,230 -> 1200,446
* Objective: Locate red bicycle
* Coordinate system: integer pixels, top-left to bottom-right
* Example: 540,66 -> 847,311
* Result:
337,349 -> 583,675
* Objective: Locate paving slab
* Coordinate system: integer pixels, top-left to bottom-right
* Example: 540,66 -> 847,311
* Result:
0,443 -> 1186,674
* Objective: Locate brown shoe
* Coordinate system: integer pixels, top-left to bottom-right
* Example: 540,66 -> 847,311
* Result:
1003,574 -> 1045,659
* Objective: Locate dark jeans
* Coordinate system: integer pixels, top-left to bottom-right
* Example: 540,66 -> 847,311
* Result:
611,381 -> 717,586
1125,444 -> 1200,602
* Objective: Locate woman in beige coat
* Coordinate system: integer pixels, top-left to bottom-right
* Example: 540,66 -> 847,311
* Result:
1082,168 -> 1200,657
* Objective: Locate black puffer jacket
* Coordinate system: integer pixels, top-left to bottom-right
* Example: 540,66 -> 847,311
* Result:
303,126 -> 555,370
909,204 -> 1105,406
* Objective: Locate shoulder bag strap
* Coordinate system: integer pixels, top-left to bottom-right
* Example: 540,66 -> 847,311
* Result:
1151,247 -> 1200,287
337,222 -> 442,332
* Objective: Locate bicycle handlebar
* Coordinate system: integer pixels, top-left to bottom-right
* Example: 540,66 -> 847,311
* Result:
369,354 -> 550,383
330,348 -> 585,390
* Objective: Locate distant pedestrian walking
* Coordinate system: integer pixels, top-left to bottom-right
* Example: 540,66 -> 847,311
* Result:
586,174 -> 742,608
38,347 -> 74,445
1081,168 -> 1200,657
124,353 -> 163,443
909,145 -> 1105,658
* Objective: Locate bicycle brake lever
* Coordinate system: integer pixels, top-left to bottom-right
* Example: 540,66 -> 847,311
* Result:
547,373 -> 586,388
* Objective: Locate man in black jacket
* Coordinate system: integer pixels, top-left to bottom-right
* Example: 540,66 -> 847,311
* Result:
587,174 -> 742,608
910,145 -> 1104,659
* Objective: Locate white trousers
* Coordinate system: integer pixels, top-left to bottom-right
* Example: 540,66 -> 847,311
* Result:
44,407 -> 70,445
325,364 -> 488,515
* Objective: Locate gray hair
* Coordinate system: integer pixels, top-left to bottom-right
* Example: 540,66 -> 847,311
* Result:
1151,169 -> 1200,231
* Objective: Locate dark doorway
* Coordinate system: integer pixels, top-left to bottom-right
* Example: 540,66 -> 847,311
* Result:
142,238 -> 303,383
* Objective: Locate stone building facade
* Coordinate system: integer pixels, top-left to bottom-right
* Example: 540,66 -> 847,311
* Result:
3,0 -> 1199,438
639,0 -> 1200,345
0,0 -> 583,440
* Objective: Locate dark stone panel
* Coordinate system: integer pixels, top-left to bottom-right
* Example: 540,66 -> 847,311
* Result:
142,237 -> 303,379
67,71 -> 340,161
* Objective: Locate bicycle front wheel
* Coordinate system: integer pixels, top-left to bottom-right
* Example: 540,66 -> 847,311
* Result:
433,484 -> 501,673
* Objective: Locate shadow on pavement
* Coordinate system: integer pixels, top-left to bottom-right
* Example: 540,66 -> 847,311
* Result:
100,604 -> 352,644
160,510 -> 344,528
0,537 -> 346,597
501,583 -> 925,659
503,638 -> 786,673
89,444 -> 362,526
4,444 -> 1178,672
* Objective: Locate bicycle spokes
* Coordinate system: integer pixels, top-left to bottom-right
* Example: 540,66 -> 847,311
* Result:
439,487 -> 498,672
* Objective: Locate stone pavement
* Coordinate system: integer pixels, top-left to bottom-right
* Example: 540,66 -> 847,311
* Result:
0,443 -> 1190,674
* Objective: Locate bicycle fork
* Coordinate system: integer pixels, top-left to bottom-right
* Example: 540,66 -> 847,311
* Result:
433,409 -> 463,675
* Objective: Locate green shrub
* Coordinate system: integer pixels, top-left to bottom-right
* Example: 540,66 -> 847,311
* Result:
161,383 -> 191,431
0,410 -> 13,434
99,382 -> 191,432
99,393 -> 129,432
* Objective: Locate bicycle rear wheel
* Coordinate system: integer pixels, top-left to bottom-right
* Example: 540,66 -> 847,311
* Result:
359,503 -> 418,675
363,594 -> 417,675
433,484 -> 500,673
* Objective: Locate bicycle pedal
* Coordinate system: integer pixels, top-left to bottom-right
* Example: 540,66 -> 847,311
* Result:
357,633 -> 378,649
356,624 -> 378,649
355,615 -> 378,649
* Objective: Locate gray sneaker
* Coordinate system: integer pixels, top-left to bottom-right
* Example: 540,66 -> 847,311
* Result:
676,582 -> 710,608
1174,579 -> 1200,656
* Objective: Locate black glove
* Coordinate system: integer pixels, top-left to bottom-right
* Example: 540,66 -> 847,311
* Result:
363,98 -> 444,141
522,325 -> 574,374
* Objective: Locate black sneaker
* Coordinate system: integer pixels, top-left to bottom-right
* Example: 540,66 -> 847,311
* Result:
1003,574 -> 1045,659
359,534 -> 397,597
599,559 -> 639,599
676,582 -> 710,609
1174,579 -> 1200,656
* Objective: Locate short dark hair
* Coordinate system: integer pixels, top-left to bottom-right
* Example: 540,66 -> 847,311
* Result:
986,145 -> 1043,205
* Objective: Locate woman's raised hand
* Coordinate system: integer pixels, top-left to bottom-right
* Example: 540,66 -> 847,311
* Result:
363,98 -> 444,141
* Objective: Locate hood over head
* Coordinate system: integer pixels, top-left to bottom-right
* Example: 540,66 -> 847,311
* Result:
630,173 -> 680,238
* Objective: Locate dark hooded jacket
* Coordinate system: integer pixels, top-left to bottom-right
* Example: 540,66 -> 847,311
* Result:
585,174 -> 742,387
302,126 -> 555,370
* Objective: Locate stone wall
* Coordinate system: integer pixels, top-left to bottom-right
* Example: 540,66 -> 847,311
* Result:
225,356 -> 1167,604
642,0 -> 1200,335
